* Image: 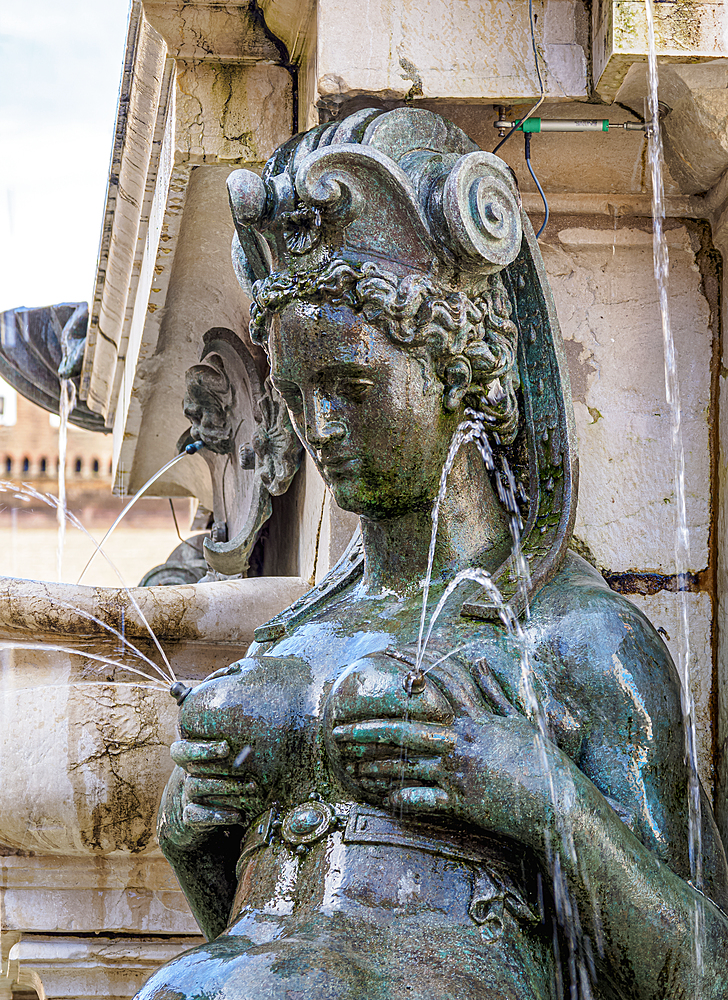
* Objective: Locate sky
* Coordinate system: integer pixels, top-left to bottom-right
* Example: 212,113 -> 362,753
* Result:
0,0 -> 131,313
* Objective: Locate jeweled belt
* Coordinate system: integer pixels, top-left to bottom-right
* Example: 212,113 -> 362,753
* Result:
238,797 -> 497,871
235,797 -> 540,940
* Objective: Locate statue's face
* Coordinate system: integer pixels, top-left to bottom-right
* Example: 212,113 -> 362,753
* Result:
269,301 -> 458,519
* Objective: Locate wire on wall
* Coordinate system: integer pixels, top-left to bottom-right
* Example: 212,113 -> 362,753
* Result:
524,133 -> 549,238
492,0 -> 545,156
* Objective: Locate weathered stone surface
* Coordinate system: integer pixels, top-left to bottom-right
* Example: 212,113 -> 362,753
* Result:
1,856 -> 200,935
593,0 -> 728,100
542,220 -> 712,575
714,312 -> 728,845
0,575 -> 310,647
83,7 -> 170,425
119,164 -> 250,503
175,62 -> 293,166
144,1 -> 282,63
613,63 -> 728,196
313,0 -> 587,111
0,680 -> 176,856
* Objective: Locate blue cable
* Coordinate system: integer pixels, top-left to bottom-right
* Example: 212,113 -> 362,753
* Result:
524,132 -> 549,238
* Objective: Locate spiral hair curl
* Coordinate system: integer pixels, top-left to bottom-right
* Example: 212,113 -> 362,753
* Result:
250,259 -> 520,445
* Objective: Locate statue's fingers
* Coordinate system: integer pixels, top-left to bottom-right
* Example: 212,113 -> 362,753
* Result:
387,785 -> 451,813
182,802 -> 242,828
332,720 -> 455,753
351,757 -> 442,783
171,739 -> 230,767
473,657 -> 520,718
185,776 -> 257,802
206,663 -> 242,680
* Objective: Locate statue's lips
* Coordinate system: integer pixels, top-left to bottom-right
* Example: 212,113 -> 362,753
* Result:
321,454 -> 360,477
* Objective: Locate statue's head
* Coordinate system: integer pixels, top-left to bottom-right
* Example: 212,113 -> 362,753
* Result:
227,108 -> 577,609
226,108 -> 524,519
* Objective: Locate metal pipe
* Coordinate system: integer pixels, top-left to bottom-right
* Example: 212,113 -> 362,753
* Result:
494,117 -> 649,133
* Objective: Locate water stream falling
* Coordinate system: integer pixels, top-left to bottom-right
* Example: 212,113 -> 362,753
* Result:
0,480 -> 177,684
644,0 -> 704,967
56,377 -> 76,581
76,443 -> 202,585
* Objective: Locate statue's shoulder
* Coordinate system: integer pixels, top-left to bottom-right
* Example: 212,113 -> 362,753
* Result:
533,550 -> 683,716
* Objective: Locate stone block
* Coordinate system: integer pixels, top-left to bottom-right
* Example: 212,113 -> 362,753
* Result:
144,1 -> 282,63
0,679 -> 177,856
313,0 -> 587,112
175,62 -> 293,166
541,221 -> 712,575
4,934 -> 202,1000
593,0 -> 728,101
1,856 -> 199,935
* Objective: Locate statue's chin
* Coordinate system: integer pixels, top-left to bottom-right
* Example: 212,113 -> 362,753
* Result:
328,481 -> 434,521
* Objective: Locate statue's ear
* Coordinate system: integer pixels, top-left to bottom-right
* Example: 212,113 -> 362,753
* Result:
442,357 -> 472,411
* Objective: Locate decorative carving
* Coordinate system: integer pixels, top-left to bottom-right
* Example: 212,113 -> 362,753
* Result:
180,328 -> 302,577
0,302 -> 107,432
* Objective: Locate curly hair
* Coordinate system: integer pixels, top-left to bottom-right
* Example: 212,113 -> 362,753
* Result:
250,259 -> 520,445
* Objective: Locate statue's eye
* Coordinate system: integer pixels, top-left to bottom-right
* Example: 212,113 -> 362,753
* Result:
338,378 -> 374,402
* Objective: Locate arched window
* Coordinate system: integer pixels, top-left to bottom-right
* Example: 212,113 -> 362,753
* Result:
5,456 -> 11,474
74,458 -> 82,474
92,458 -> 99,474
39,457 -> 47,474
22,457 -> 29,473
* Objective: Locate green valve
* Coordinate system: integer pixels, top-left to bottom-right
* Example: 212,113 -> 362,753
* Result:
519,118 -> 611,133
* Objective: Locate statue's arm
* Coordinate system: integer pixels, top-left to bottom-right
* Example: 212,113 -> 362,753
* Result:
158,765 -> 244,940
560,595 -> 703,877
525,743 -> 728,998
505,598 -> 728,994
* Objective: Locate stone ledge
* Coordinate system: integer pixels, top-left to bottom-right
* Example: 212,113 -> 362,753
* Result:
3,934 -> 203,1000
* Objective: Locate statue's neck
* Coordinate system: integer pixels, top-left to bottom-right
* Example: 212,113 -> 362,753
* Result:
359,443 -> 511,596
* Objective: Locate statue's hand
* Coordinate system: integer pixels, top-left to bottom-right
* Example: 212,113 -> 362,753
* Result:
167,739 -> 263,838
333,687 -> 573,851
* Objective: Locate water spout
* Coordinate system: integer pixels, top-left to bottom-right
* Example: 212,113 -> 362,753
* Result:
76,440 -> 205,585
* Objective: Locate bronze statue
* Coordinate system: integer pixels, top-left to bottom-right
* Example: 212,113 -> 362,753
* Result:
136,109 -> 728,999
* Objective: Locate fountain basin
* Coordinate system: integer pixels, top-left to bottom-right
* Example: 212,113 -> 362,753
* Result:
0,575 -> 310,856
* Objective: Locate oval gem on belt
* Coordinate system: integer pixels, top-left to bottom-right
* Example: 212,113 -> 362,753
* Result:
281,800 -> 336,846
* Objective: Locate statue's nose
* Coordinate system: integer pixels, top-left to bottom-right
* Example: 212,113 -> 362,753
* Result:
306,391 -> 346,447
